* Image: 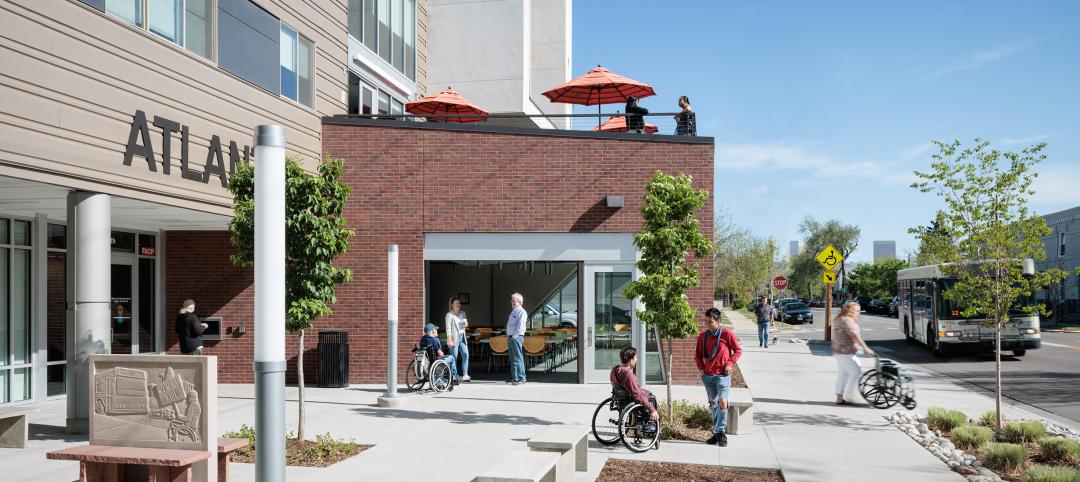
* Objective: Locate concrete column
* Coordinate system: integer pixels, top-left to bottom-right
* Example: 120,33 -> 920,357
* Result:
66,191 -> 111,433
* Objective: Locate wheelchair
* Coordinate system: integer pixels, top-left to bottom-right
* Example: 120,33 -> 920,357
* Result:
406,344 -> 454,393
591,387 -> 661,453
858,357 -> 916,410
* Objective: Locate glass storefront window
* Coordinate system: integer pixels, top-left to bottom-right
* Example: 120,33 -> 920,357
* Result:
0,249 -> 8,366
12,249 -> 30,365
13,220 -> 30,246
139,258 -> 156,353
47,365 -> 66,398
47,253 -> 66,363
47,224 -> 66,249
378,91 -> 390,115
111,231 -> 135,253
139,234 -> 157,257
0,219 -> 8,244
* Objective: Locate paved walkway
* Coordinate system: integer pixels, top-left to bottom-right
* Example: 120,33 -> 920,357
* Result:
5,312 -> 1077,481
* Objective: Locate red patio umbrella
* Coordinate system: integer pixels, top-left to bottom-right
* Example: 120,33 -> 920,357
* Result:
406,87 -> 489,123
542,65 -> 656,126
591,115 -> 658,134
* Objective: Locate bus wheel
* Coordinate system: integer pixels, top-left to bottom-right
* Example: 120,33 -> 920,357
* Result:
1012,349 -> 1026,357
929,323 -> 947,358
904,319 -> 915,345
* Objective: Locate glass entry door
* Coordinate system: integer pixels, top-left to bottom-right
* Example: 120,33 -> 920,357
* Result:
584,265 -> 634,382
110,257 -> 135,354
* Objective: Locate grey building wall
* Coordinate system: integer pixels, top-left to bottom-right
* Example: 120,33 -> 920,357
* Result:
873,240 -> 896,263
1038,206 -> 1080,323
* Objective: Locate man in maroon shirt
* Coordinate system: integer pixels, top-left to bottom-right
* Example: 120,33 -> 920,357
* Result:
610,346 -> 659,431
694,307 -> 743,447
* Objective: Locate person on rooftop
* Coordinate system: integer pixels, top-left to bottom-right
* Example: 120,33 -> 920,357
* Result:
674,95 -> 697,136
625,95 -> 649,134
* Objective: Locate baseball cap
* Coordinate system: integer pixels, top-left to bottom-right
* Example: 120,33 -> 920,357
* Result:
424,323 -> 438,333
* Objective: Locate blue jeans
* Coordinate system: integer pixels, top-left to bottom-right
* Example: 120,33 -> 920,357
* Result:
440,355 -> 459,380
508,335 -> 526,382
452,334 -> 470,377
702,373 -> 732,434
757,322 -> 769,346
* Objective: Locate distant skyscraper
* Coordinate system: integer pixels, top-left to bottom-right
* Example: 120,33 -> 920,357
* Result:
874,241 -> 897,262
790,240 -> 805,258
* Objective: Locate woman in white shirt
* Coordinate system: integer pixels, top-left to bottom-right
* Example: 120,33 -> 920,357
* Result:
445,297 -> 471,382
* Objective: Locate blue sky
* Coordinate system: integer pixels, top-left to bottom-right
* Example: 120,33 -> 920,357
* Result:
571,1 -> 1080,263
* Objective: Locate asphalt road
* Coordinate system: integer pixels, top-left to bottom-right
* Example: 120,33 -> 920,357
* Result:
777,308 -> 1080,425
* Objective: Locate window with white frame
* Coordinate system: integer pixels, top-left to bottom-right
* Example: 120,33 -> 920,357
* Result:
0,217 -> 33,404
98,0 -> 213,59
347,0 -> 416,81
280,24 -> 315,108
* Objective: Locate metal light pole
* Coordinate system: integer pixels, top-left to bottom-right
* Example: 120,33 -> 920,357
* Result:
378,245 -> 405,407
253,125 -> 286,482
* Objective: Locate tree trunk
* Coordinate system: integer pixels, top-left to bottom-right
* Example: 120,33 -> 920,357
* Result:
298,329 -> 306,441
995,316 -> 1002,431
664,337 -> 674,422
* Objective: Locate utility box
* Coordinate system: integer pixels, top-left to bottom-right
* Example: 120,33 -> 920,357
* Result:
317,330 -> 349,388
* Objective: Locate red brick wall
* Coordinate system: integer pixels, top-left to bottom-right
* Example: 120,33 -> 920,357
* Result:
166,123 -> 715,385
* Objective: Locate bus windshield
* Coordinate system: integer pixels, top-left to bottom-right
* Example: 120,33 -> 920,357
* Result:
937,278 -> 1038,320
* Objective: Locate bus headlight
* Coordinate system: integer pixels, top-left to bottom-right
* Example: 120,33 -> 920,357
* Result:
1025,328 -> 1038,334
944,331 -> 956,337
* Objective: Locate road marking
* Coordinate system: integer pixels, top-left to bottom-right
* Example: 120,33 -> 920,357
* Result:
1042,342 -> 1080,350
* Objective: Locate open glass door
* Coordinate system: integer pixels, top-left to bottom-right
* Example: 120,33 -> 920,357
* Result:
584,265 -> 634,382
110,256 -> 134,354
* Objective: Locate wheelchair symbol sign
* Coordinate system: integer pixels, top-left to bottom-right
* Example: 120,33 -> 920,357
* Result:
815,244 -> 844,271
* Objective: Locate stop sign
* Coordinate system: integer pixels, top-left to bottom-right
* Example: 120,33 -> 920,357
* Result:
772,276 -> 788,290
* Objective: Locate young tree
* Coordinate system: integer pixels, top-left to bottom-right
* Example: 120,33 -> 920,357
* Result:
228,156 -> 354,441
624,171 -> 714,420
911,139 -> 1064,429
714,211 -> 777,308
913,211 -> 956,265
787,217 -> 860,301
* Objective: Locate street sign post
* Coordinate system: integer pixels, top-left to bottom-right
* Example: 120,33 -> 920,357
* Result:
822,271 -> 837,284
816,244 -> 844,271
772,275 -> 788,291
816,245 -> 844,343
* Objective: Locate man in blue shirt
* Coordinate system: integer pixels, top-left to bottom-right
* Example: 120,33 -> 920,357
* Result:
420,323 -> 458,386
506,293 -> 528,385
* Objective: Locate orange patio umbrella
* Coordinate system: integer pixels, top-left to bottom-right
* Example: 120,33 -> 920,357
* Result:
406,87 -> 489,123
542,65 -> 656,126
591,115 -> 658,134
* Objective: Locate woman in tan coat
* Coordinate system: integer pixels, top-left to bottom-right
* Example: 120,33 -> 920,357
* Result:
832,301 -> 875,405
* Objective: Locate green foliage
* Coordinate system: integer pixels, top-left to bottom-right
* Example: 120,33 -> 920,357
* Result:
228,156 -> 354,333
980,410 -> 1000,427
787,216 -> 860,299
927,406 -> 968,433
1022,465 -> 1080,482
951,424 -> 994,450
981,442 -> 1029,471
659,399 -> 712,441
713,210 -> 778,306
1000,421 -> 1047,444
222,424 -> 257,457
913,211 -> 956,265
287,433 -> 363,466
1036,437 -> 1080,465
624,171 -> 714,342
846,258 -> 909,300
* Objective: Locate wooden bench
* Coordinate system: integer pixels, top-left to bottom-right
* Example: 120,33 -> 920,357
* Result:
217,437 -> 249,482
726,387 -> 754,435
46,445 -> 210,482
526,426 -> 588,482
476,451 -> 560,482
0,406 -> 38,449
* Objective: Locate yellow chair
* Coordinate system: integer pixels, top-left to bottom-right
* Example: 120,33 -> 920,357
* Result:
487,335 -> 509,372
523,335 -> 550,371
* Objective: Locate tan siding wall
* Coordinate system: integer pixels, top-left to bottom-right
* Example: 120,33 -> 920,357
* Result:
415,0 -> 428,96
0,0 -> 347,215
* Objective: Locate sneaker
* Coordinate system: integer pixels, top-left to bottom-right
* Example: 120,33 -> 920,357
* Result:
452,379 -> 460,386
510,380 -> 520,386
705,434 -> 719,445
517,381 -> 527,385
643,421 -> 658,434
718,433 -> 728,447
462,375 -> 472,382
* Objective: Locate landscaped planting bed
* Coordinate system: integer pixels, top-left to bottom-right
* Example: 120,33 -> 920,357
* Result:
888,407 -> 1080,482
597,459 -> 784,482
660,364 -> 747,442
223,424 -> 373,468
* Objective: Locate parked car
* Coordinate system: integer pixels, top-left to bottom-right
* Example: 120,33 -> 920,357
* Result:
867,299 -> 889,315
854,296 -> 873,311
808,299 -> 824,308
888,296 -> 900,318
780,302 -> 814,324
531,303 -> 578,327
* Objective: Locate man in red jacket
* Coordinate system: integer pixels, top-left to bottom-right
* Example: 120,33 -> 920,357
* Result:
695,307 -> 743,447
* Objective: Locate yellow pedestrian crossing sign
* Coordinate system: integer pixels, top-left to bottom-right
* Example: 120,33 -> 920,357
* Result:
815,244 -> 844,271
823,271 -> 837,285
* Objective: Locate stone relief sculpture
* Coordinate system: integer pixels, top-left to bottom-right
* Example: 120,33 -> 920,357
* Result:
92,362 -> 204,445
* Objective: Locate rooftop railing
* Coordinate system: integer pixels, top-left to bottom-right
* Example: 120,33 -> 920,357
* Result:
333,111 -> 700,137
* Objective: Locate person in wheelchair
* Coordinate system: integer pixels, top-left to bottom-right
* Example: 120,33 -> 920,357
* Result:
421,323 -> 459,386
610,346 -> 659,433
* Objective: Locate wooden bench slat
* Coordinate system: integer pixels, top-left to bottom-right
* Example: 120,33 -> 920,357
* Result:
46,445 -> 210,466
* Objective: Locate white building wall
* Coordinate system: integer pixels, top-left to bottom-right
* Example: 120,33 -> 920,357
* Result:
873,241 -> 897,262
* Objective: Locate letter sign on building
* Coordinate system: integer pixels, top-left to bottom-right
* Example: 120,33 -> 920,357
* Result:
122,110 -> 250,186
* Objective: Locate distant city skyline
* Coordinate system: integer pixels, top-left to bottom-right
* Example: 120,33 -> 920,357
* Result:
874,241 -> 897,263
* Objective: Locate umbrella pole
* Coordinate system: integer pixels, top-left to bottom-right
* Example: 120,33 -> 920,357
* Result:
597,104 -> 601,128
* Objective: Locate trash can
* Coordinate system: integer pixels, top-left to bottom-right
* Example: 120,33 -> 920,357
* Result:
317,330 -> 349,388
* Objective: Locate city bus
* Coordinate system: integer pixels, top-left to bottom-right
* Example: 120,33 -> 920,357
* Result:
896,263 -> 1041,357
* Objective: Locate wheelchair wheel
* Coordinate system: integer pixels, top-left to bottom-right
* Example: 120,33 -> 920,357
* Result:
860,371 -> 901,409
429,359 -> 453,393
902,397 -> 917,410
618,402 -> 660,453
591,397 -> 621,446
406,360 -> 426,391
858,369 -> 878,391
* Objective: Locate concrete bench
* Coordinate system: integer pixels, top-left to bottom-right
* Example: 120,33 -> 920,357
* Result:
526,426 -> 588,482
0,406 -> 39,448
726,387 -> 754,435
46,444 -> 210,482
217,437 -> 249,482
476,451 -> 560,482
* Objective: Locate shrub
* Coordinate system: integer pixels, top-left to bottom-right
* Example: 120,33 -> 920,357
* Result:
1022,465 -> 1080,482
222,424 -> 257,457
1000,420 -> 1047,444
980,410 -> 999,427
1037,437 -> 1080,464
927,406 -> 968,433
952,424 -> 994,450
660,399 -> 713,440
982,442 -> 1029,471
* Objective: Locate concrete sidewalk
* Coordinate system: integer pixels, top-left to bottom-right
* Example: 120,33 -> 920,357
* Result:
725,308 -> 1080,482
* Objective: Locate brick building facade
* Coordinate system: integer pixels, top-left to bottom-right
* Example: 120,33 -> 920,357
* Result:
165,119 -> 715,385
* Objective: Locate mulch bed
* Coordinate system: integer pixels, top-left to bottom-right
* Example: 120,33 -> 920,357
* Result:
230,439 -> 373,468
598,459 -> 784,482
